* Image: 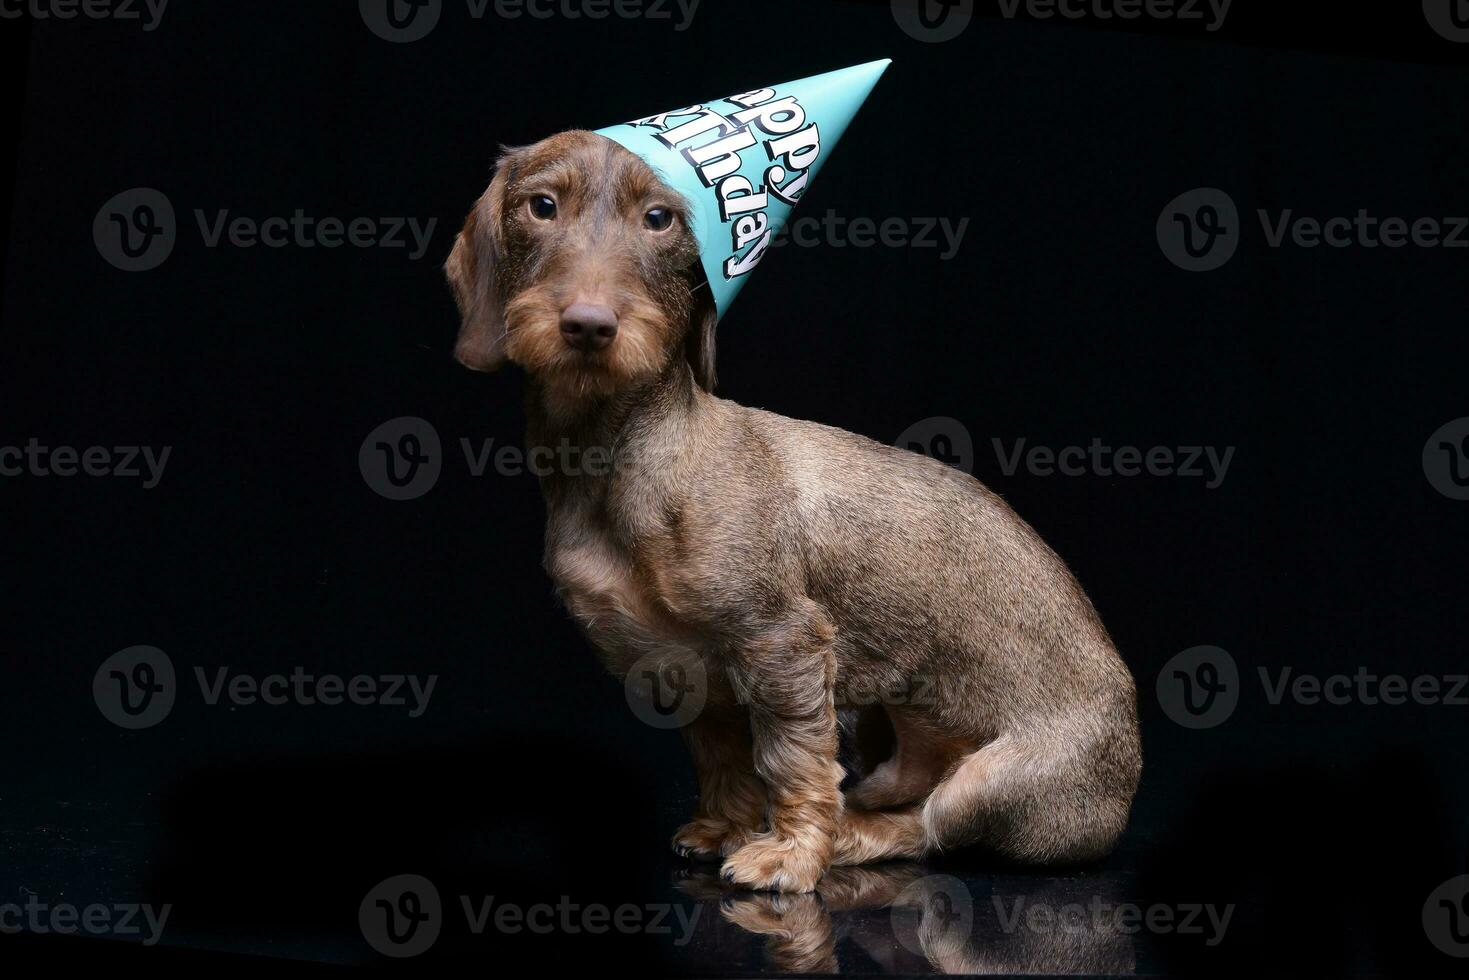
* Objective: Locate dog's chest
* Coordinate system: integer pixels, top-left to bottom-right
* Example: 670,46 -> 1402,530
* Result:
544,500 -> 700,675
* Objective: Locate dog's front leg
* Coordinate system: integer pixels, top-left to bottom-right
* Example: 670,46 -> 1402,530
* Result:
673,706 -> 769,860
720,606 -> 842,893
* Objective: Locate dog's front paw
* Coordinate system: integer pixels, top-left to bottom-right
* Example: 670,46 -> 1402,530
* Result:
720,833 -> 829,893
673,816 -> 763,861
672,818 -> 729,861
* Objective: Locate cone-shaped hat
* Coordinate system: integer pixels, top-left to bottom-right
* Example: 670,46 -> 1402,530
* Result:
596,59 -> 891,320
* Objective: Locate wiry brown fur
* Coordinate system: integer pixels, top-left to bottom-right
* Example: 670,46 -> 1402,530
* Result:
448,131 -> 1142,893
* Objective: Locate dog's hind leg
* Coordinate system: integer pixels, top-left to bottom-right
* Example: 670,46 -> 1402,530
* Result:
832,807 -> 928,865
844,706 -> 967,812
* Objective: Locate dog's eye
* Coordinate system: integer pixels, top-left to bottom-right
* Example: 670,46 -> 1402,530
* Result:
529,195 -> 557,221
643,207 -> 673,232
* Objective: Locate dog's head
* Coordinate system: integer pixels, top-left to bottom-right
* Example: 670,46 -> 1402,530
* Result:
447,130 -> 718,397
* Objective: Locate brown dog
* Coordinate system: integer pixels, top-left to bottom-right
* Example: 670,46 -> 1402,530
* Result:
448,130 -> 1142,893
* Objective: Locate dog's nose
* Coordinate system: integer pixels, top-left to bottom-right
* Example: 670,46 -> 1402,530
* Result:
560,303 -> 618,352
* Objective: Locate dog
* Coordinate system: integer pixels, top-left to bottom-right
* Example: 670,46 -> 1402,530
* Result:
447,130 -> 1142,893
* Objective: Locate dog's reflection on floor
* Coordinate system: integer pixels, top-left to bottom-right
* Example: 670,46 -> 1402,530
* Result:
676,863 -> 1137,975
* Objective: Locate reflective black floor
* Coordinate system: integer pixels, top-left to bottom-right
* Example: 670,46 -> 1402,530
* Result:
2,726 -> 1459,975
0,782 -> 1226,975
666,863 -> 1155,975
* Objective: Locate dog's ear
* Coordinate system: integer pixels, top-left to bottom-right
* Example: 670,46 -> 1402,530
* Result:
684,280 -> 718,392
446,159 -> 513,372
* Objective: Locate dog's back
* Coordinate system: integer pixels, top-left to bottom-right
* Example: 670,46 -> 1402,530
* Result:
749,406 -> 1133,722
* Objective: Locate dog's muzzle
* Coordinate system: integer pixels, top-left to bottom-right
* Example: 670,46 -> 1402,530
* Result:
560,303 -> 618,352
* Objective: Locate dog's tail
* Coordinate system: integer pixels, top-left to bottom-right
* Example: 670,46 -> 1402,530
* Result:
920,725 -> 1136,864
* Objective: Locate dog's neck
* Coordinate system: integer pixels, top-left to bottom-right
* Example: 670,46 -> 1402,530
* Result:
526,357 -> 706,496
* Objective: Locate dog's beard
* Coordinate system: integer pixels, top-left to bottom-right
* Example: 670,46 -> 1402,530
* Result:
504,287 -> 671,400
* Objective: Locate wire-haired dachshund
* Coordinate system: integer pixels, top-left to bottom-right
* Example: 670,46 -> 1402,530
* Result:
447,130 -> 1141,893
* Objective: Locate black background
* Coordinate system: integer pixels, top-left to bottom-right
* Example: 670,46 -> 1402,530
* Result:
2,1 -> 1467,975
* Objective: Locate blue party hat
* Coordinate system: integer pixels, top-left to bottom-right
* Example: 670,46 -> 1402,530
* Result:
596,59 -> 891,319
